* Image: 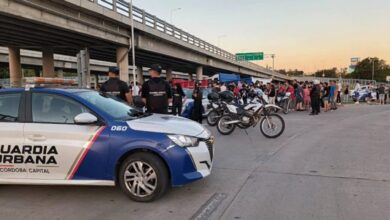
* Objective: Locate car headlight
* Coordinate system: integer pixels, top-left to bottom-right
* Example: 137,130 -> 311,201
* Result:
168,135 -> 199,147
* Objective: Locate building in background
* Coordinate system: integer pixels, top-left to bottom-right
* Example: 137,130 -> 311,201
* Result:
348,57 -> 360,73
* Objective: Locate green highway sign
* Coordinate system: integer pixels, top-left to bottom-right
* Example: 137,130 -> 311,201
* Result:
236,52 -> 264,61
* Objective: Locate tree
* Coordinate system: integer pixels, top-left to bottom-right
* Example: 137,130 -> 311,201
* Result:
350,57 -> 390,82
313,67 -> 338,78
278,69 -> 305,76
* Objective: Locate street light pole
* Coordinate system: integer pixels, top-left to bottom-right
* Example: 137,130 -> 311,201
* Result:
372,58 -> 375,81
265,54 -> 276,70
170,8 -> 181,23
129,0 -> 137,95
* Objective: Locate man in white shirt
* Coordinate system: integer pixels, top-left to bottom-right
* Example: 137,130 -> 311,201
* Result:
354,81 -> 361,104
337,81 -> 342,104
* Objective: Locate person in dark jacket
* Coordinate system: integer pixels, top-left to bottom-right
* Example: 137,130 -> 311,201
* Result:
310,80 -> 321,115
191,81 -> 203,123
172,83 -> 186,116
141,64 -> 172,114
100,67 -> 132,104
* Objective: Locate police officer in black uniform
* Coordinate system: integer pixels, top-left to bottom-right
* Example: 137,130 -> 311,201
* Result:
100,67 -> 132,104
141,64 -> 172,114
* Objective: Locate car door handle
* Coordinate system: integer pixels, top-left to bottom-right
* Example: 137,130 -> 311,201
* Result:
27,134 -> 47,142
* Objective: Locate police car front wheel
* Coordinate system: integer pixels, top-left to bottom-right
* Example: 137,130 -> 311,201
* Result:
118,152 -> 169,202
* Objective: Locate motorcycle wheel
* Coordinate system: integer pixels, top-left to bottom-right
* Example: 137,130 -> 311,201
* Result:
260,114 -> 285,138
283,100 -> 290,114
207,110 -> 220,126
217,115 -> 236,135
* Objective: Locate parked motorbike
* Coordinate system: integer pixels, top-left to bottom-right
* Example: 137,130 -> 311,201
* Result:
206,91 -> 233,126
217,95 -> 285,138
276,92 -> 291,114
206,101 -> 225,126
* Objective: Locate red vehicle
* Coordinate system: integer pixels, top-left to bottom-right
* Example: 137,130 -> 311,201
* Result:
172,79 -> 209,89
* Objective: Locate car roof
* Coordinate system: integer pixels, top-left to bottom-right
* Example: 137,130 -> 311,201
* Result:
0,87 -> 92,94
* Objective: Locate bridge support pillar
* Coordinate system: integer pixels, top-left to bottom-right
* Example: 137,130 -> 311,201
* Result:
42,48 -> 55,77
196,66 -> 203,80
135,66 -> 144,84
8,47 -> 22,88
166,68 -> 173,81
116,47 -> 129,83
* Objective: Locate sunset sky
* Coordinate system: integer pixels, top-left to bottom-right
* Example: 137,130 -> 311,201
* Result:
134,0 -> 390,73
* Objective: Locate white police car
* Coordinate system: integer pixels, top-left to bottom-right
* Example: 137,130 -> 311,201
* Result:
0,86 -> 214,202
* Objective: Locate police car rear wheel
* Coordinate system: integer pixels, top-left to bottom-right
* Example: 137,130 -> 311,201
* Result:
119,153 -> 169,202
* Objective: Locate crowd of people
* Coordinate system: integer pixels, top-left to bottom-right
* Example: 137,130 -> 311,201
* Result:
99,64 -> 390,120
207,80 -> 390,115
207,79 -> 346,115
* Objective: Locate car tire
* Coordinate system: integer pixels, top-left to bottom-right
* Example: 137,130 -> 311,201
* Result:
118,152 -> 169,202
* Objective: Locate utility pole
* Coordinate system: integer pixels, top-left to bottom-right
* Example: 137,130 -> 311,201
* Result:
129,0 -> 137,95
372,58 -> 375,81
265,54 -> 276,70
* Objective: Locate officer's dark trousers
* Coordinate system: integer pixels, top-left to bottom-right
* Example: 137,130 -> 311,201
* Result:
311,97 -> 320,114
172,104 -> 182,116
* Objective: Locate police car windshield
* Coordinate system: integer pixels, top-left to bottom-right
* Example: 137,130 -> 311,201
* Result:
76,91 -> 146,121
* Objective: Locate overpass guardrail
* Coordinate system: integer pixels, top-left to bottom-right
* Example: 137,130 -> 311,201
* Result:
90,0 -> 286,79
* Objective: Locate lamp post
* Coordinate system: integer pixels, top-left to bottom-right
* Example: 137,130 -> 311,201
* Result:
170,8 -> 181,23
265,54 -> 276,70
371,58 -> 375,81
129,0 -> 136,95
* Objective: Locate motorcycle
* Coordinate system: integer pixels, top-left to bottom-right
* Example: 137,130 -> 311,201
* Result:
276,92 -> 291,114
206,100 -> 226,126
217,95 -> 285,138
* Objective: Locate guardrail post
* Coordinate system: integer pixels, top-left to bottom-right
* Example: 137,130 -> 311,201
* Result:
142,10 -> 146,24
153,16 -> 157,29
112,0 -> 117,12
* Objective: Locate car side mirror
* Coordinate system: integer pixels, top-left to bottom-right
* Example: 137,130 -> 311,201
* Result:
74,113 -> 98,125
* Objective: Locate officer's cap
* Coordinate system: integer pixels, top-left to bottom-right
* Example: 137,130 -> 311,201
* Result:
109,67 -> 120,75
149,64 -> 162,74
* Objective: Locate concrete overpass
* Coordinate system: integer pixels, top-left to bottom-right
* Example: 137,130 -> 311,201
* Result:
0,47 -> 114,74
0,0 -> 289,87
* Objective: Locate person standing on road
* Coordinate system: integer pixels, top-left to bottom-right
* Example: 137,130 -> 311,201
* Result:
295,82 -> 304,111
310,80 -> 321,115
100,67 -> 132,104
336,80 -> 342,104
329,80 -> 337,110
303,84 -> 311,111
172,83 -> 186,116
141,64 -> 172,114
268,84 -> 276,105
240,84 -> 249,105
286,81 -> 296,111
322,82 -> 330,112
378,84 -> 386,105
191,81 -> 203,123
354,81 -> 361,104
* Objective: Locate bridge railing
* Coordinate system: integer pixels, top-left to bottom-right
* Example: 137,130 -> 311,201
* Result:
89,0 -> 284,78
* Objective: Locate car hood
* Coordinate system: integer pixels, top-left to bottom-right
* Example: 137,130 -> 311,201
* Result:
127,114 -> 210,139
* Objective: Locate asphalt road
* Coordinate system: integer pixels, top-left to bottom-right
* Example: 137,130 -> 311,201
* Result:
1,104 -> 390,220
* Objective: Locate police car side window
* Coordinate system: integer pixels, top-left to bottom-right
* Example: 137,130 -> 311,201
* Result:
32,93 -> 90,124
0,93 -> 21,122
